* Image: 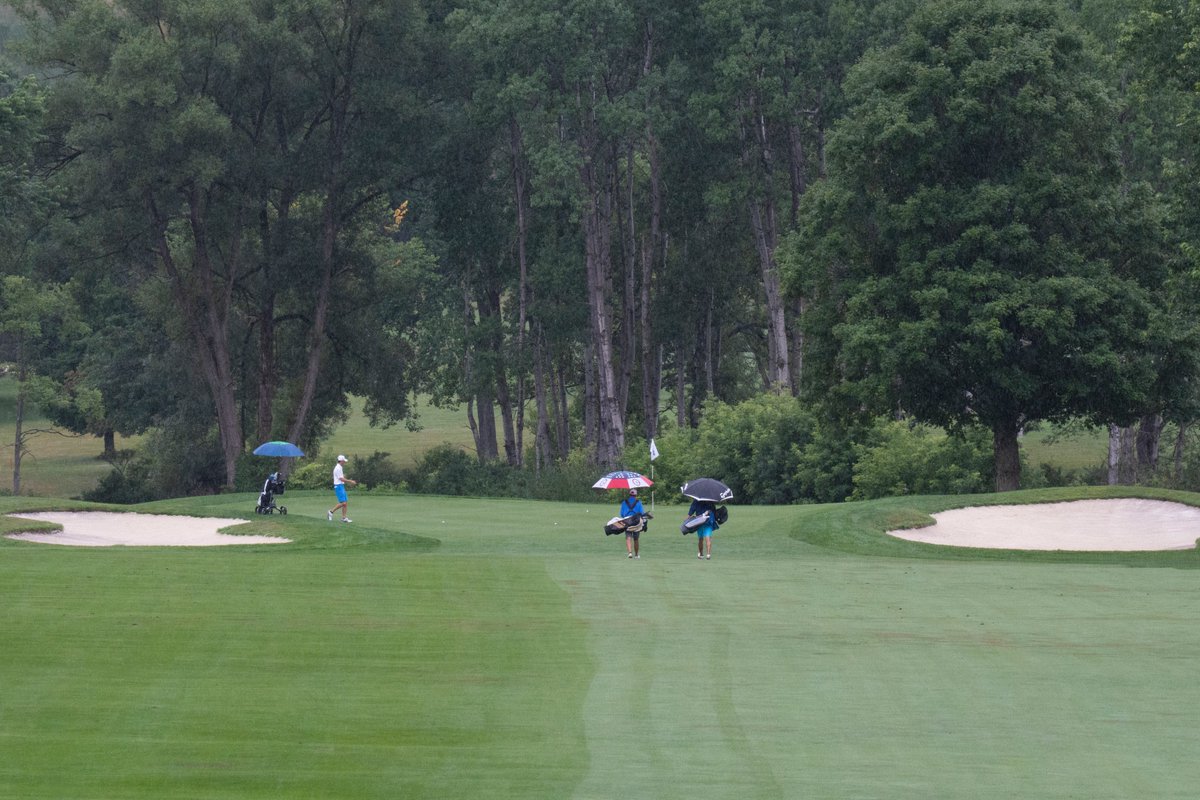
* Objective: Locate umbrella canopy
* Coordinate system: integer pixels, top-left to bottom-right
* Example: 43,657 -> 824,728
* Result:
592,470 -> 654,490
253,441 -> 305,458
681,477 -> 733,502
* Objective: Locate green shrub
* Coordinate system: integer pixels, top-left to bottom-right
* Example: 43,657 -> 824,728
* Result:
520,450 -> 603,503
639,395 -> 843,504
350,451 -> 406,490
401,443 -> 505,496
392,444 -> 607,502
627,397 -> 861,505
139,425 -> 226,496
288,459 -> 334,490
792,421 -> 858,504
698,394 -> 819,504
850,421 -> 993,500
82,451 -> 155,504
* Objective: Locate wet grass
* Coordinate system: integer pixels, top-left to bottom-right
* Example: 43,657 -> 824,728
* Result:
4,487 -> 1200,797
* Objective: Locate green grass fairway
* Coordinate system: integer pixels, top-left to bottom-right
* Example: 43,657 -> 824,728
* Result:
4,488 -> 1200,798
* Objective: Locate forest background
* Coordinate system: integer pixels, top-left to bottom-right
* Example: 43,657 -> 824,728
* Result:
2,0 -> 1200,505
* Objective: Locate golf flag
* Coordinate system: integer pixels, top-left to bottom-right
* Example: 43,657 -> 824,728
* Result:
649,438 -> 659,461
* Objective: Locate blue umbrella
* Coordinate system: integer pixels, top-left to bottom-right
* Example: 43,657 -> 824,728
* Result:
253,441 -> 305,457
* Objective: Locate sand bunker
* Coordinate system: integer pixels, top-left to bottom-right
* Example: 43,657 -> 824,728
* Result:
5,512 -> 291,547
888,498 -> 1200,551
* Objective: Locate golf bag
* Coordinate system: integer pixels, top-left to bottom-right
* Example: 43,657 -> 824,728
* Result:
255,472 -> 287,515
604,513 -> 652,536
680,511 -> 710,535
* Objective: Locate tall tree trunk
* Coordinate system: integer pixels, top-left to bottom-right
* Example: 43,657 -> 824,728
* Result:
1107,424 -> 1120,485
462,286 -> 499,462
581,159 -> 624,465
742,98 -> 792,392
12,352 -> 25,496
102,429 -> 116,460
533,323 -> 552,471
1136,413 -> 1163,474
641,124 -> 663,441
148,192 -> 243,490
255,289 -> 277,444
786,121 -> 808,225
993,419 -> 1021,492
583,340 -> 598,454
285,7 -> 365,459
254,189 -> 293,445
285,84 -> 347,452
703,293 -> 715,396
474,386 -> 499,462
509,118 -> 530,469
637,19 -> 662,441
617,145 -> 637,423
466,396 -> 479,457
480,287 -> 516,465
675,347 -> 686,428
286,182 -> 337,452
554,356 -> 571,458
1174,422 -> 1189,483
784,115 -> 809,397
747,197 -> 790,391
1107,424 -> 1138,485
788,297 -> 805,394
494,360 -> 516,466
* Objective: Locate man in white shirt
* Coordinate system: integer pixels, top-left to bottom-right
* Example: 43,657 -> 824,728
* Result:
327,454 -> 358,522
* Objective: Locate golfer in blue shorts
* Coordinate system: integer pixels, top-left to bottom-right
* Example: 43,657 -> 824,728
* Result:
327,454 -> 358,522
688,498 -> 719,559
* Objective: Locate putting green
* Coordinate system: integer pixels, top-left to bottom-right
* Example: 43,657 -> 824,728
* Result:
2,489 -> 1199,798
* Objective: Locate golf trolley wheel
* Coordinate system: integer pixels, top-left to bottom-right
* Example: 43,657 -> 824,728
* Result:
279,506 -> 287,515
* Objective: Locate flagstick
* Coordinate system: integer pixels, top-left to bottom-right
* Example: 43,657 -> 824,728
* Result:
649,437 -> 658,515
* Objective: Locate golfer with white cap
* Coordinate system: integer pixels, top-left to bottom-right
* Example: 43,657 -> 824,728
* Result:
327,454 -> 358,523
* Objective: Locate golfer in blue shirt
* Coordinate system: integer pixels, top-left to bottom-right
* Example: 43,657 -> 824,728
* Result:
621,489 -> 646,559
687,498 -> 719,559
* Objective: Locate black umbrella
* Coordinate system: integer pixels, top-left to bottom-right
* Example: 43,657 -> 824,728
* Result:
681,477 -> 733,503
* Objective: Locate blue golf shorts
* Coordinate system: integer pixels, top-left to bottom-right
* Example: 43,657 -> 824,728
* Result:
334,484 -> 348,503
696,523 -> 714,538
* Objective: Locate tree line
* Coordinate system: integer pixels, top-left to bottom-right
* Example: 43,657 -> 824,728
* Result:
1,0 -> 1198,498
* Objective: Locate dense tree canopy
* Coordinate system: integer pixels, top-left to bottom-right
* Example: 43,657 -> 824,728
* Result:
784,0 -> 1161,490
0,0 -> 1197,499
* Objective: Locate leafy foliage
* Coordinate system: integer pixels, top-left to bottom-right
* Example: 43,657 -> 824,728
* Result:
850,421 -> 993,500
6,0 -> 1200,503
640,396 -> 992,505
81,451 -> 155,505
785,0 -> 1161,490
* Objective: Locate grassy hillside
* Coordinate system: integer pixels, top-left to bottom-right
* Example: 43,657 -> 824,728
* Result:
3,488 -> 1200,798
314,396 -> 474,468
1020,425 -> 1109,473
0,379 -> 141,498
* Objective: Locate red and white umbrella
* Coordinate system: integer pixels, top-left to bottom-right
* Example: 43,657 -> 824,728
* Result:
592,470 -> 654,490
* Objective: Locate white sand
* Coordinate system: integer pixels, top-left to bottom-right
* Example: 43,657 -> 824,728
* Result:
887,498 -> 1200,551
5,512 -> 290,547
